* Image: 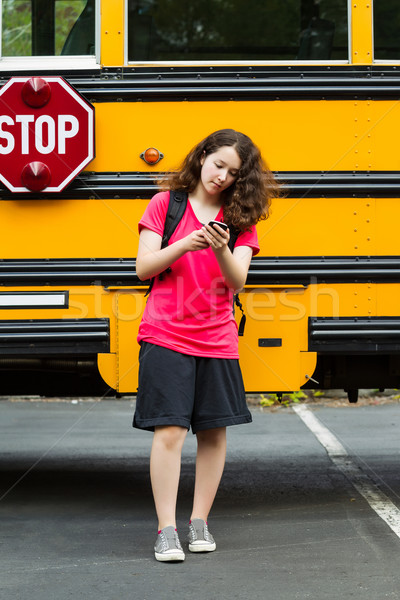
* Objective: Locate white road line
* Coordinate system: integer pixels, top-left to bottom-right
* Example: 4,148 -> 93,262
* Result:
292,404 -> 400,539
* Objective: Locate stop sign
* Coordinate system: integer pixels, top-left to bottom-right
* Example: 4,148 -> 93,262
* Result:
0,76 -> 94,192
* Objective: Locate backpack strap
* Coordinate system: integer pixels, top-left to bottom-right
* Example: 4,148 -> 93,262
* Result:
227,226 -> 247,336
161,190 -> 188,249
145,191 -> 188,296
234,293 -> 246,336
227,226 -> 239,253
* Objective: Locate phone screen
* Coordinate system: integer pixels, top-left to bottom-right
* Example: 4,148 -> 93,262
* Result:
208,220 -> 228,232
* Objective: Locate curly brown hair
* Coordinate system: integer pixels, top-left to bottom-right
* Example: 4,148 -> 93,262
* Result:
158,129 -> 281,231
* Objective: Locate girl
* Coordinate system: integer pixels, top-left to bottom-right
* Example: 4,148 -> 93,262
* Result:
133,129 -> 279,562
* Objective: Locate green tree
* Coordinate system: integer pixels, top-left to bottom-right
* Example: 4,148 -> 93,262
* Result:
2,0 -> 87,57
2,0 -> 31,57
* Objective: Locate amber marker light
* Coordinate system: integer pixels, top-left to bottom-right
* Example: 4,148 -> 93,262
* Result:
140,147 -> 164,165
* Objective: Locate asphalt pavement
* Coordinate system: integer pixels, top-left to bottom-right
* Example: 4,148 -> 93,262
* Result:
1,398 -> 400,600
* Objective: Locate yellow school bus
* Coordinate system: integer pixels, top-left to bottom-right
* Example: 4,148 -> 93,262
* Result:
0,0 -> 400,401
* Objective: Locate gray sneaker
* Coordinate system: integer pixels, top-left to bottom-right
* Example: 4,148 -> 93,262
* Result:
154,526 -> 185,562
188,519 -> 216,552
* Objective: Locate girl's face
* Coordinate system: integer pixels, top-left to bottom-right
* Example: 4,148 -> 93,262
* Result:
199,145 -> 241,197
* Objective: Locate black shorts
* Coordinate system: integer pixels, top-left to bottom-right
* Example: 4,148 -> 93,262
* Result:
133,342 -> 252,434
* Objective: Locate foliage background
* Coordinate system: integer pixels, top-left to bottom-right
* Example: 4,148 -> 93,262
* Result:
2,0 -> 86,56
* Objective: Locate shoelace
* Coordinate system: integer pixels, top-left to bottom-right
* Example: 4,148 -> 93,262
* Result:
160,529 -> 182,550
203,522 -> 211,541
159,531 -> 168,551
189,522 -> 211,542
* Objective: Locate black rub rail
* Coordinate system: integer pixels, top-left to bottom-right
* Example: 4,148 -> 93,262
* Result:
0,318 -> 110,355
309,317 -> 400,353
0,259 -> 136,286
49,65 -> 400,102
2,65 -> 400,101
2,171 -> 400,200
246,256 -> 400,285
1,256 -> 400,287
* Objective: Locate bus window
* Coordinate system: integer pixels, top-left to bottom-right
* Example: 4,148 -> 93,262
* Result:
127,0 -> 348,62
1,0 -> 95,57
374,1 -> 400,60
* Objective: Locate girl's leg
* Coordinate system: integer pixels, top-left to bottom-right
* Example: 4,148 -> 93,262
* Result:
190,427 -> 227,521
150,425 -> 188,530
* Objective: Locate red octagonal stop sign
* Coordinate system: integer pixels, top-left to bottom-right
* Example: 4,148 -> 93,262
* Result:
0,76 -> 94,192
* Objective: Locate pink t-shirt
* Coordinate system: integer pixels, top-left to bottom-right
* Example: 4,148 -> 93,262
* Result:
137,191 -> 259,358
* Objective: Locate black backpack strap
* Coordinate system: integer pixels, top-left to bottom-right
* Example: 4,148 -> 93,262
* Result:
145,191 -> 188,295
227,226 -> 247,336
161,190 -> 188,249
227,226 -> 239,253
234,293 -> 246,336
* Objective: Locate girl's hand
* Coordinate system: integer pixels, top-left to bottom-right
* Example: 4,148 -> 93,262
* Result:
202,223 -> 230,252
184,228 -> 210,252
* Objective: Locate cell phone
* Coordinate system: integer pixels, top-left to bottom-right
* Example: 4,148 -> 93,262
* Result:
208,220 -> 228,232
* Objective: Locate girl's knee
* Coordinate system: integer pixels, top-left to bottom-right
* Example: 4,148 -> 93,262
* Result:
154,425 -> 187,451
196,427 -> 226,446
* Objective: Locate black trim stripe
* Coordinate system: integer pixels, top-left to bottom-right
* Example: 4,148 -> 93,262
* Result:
0,256 -> 400,287
280,171 -> 400,198
2,171 -> 400,200
64,66 -> 400,101
0,259 -> 137,286
0,318 -> 110,355
247,256 -> 400,285
2,66 -> 400,101
309,317 -> 400,354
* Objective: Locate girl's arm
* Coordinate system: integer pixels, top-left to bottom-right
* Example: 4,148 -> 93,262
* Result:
136,227 -> 209,281
202,224 -> 253,291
